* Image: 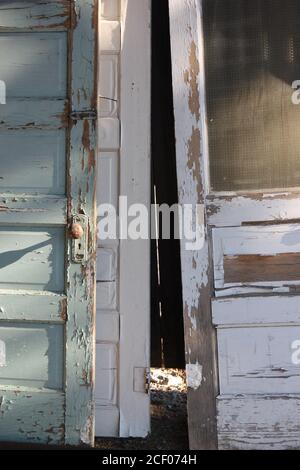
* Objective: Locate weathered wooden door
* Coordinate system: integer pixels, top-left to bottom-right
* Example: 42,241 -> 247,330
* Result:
170,0 -> 300,450
0,1 -> 97,446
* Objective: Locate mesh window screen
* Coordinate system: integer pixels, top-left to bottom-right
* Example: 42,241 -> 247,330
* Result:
204,0 -> 300,191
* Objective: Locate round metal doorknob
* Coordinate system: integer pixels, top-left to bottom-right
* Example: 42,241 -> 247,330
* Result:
70,222 -> 84,239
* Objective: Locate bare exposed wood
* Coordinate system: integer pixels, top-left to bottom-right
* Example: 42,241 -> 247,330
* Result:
213,224 -> 300,294
224,253 -> 300,283
169,0 -> 217,449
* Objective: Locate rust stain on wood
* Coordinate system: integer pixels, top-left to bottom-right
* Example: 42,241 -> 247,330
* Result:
70,0 -> 79,30
184,40 -> 200,122
55,100 -> 69,128
224,253 -> 300,283
187,126 -> 202,201
60,298 -> 67,321
91,1 -> 99,110
82,120 -> 96,172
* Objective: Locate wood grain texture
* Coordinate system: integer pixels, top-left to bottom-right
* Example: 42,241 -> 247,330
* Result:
0,99 -> 68,130
213,224 -> 300,294
217,395 -> 300,450
224,253 -> 300,283
169,0 -> 218,450
0,1 -> 70,31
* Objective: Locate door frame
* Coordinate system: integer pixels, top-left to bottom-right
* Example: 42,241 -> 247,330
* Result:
119,0 -> 151,438
95,0 -> 151,438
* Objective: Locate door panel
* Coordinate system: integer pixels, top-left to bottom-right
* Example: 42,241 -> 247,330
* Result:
0,322 -> 64,389
0,227 -> 65,291
0,32 -> 67,98
217,396 -> 300,450
202,0 -> 300,450
0,391 -> 65,445
0,0 -> 97,446
0,131 -> 66,195
218,326 -> 300,394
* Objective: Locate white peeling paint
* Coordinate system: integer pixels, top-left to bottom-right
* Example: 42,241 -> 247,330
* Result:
0,340 -> 6,367
189,314 -> 197,331
186,363 -> 203,390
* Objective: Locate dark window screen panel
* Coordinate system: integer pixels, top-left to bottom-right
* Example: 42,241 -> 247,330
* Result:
204,0 -> 300,191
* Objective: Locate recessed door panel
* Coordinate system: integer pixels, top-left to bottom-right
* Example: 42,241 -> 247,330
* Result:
0,32 -> 67,98
0,131 -> 66,195
0,227 -> 65,292
218,326 -> 300,394
0,322 -> 64,390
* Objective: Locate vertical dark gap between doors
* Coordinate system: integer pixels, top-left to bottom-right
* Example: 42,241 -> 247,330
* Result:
151,0 -> 185,369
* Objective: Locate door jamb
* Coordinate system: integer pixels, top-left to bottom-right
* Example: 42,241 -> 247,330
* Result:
118,0 -> 151,438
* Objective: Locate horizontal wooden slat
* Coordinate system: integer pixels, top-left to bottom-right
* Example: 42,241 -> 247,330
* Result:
0,389 -> 64,444
207,193 -> 300,227
0,99 -> 68,130
218,326 -> 300,394
0,32 -> 67,98
217,395 -> 300,450
0,1 -> 70,31
212,225 -> 300,294
0,196 -> 67,225
0,292 -> 66,323
212,295 -> 300,325
224,253 -> 300,283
